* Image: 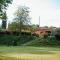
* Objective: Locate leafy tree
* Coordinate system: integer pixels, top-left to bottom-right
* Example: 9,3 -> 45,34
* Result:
8,21 -> 32,35
14,6 -> 31,35
0,0 -> 13,13
1,11 -> 7,29
55,28 -> 60,40
8,22 -> 19,31
0,0 -> 13,29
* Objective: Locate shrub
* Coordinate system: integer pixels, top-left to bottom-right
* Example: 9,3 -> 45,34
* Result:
0,35 -> 35,46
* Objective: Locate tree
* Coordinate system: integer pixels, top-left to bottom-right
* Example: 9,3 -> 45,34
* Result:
1,11 -> 7,29
14,6 -> 31,35
0,0 -> 13,29
0,0 -> 13,13
8,22 -> 19,31
55,28 -> 60,40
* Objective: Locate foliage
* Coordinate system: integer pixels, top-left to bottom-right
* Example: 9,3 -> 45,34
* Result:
0,0 -> 13,18
24,36 -> 60,46
0,35 -> 35,46
0,0 -> 13,12
8,21 -> 32,32
0,32 -> 59,46
14,6 -> 31,33
30,24 -> 39,32
2,11 -> 7,29
0,0 -> 13,29
8,22 -> 19,31
55,28 -> 60,40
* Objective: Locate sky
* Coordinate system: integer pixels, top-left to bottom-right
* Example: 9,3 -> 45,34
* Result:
6,0 -> 60,27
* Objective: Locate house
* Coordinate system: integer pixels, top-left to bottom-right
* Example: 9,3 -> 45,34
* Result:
32,27 -> 52,37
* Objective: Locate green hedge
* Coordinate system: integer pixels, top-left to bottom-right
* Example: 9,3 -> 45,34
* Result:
0,35 -> 60,46
0,35 -> 35,46
25,36 -> 60,46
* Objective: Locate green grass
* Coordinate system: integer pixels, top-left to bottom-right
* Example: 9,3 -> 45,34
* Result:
0,55 -> 17,60
0,46 -> 59,54
0,46 -> 60,60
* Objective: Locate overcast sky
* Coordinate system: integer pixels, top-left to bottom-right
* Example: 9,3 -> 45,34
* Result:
6,0 -> 60,27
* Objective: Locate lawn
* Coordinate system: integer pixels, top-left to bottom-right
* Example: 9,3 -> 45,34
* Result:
0,46 -> 60,60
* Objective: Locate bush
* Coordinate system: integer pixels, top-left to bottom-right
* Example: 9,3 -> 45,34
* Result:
0,35 -> 35,46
